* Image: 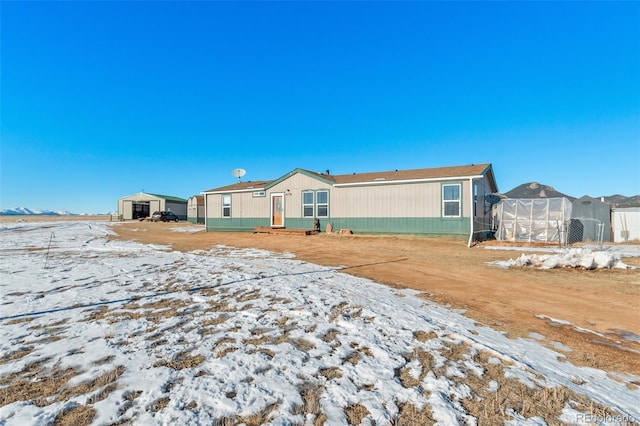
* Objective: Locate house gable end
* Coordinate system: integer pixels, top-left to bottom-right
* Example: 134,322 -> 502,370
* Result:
264,168 -> 336,190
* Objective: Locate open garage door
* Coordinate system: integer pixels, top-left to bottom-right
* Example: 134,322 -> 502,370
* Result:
132,202 -> 150,220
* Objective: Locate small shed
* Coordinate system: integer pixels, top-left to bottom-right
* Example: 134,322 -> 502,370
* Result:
568,196 -> 611,243
187,195 -> 205,224
118,192 -> 188,220
611,207 -> 640,243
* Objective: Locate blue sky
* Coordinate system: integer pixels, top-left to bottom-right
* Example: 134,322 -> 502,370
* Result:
2,1 -> 639,213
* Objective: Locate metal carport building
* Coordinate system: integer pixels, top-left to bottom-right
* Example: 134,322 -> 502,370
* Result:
117,192 -> 187,220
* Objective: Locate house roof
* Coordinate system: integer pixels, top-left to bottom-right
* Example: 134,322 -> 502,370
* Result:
146,193 -> 188,202
203,180 -> 273,193
329,163 -> 494,185
119,192 -> 188,202
202,164 -> 496,193
190,195 -> 205,205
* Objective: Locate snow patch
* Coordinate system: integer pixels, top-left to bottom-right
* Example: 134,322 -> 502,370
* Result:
489,248 -> 634,269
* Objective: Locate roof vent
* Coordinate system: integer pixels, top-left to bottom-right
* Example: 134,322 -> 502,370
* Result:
374,177 -> 386,181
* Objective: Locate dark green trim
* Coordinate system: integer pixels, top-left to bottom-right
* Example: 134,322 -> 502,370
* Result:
207,218 -> 269,232
326,217 -> 469,235
147,193 -> 188,202
206,216 -> 469,235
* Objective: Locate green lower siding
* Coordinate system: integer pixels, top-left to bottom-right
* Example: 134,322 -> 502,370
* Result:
207,218 -> 270,231
207,217 -> 469,235
187,217 -> 205,224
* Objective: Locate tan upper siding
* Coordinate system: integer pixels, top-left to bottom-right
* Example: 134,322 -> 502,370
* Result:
206,194 -> 221,218
206,192 -> 269,219
333,180 -> 470,218
270,173 -> 332,218
233,191 -> 270,218
188,195 -> 204,206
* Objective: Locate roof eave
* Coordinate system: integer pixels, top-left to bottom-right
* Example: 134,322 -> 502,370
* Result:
334,174 -> 488,188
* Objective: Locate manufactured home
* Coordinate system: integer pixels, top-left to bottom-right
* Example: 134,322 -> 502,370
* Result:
187,195 -> 205,224
118,192 -> 188,220
202,164 -> 498,243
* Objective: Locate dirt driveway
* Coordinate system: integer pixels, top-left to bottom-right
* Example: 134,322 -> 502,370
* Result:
105,221 -> 640,379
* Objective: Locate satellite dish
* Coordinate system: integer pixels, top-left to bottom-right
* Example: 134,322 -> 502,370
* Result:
231,168 -> 246,182
484,194 -> 502,205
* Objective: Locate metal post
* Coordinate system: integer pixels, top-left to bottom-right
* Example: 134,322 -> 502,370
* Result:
45,232 -> 55,269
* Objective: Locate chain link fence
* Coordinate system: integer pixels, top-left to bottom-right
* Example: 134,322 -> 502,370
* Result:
494,199 -> 610,248
565,217 -> 606,249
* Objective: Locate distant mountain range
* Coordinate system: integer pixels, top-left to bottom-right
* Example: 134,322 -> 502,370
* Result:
1,207 -> 77,216
503,182 -> 640,207
3,183 -> 639,215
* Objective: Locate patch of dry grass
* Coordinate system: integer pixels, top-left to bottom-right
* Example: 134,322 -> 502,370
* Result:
0,345 -> 34,363
243,335 -> 270,346
80,306 -> 110,322
258,348 -> 275,359
237,288 -> 261,302
394,402 -> 435,425
291,383 -> 324,418
344,403 -> 370,425
397,348 -> 435,388
147,396 -> 171,411
319,366 -> 342,380
237,403 -> 279,426
118,390 -> 143,416
454,348 -> 622,424
61,365 -> 125,401
216,346 -> 239,358
155,350 -> 205,370
322,329 -> 340,343
414,330 -> 438,342
328,302 -> 348,322
0,361 -> 76,407
343,351 -> 361,365
289,337 -> 316,352
52,403 -> 95,426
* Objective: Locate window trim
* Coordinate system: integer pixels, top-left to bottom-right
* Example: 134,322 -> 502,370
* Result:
301,189 -> 330,218
302,190 -> 315,218
222,194 -> 231,218
442,183 -> 461,218
316,190 -> 329,218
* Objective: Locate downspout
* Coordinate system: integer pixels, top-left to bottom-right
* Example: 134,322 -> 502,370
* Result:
467,177 -> 474,248
203,193 -> 208,232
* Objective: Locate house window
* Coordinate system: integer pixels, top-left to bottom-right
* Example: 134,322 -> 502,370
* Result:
316,190 -> 329,217
302,191 -> 314,217
222,195 -> 231,218
302,190 -> 330,218
443,184 -> 461,217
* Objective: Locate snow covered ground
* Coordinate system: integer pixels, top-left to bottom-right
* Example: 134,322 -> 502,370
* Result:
487,245 -> 638,270
1,221 -> 639,425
